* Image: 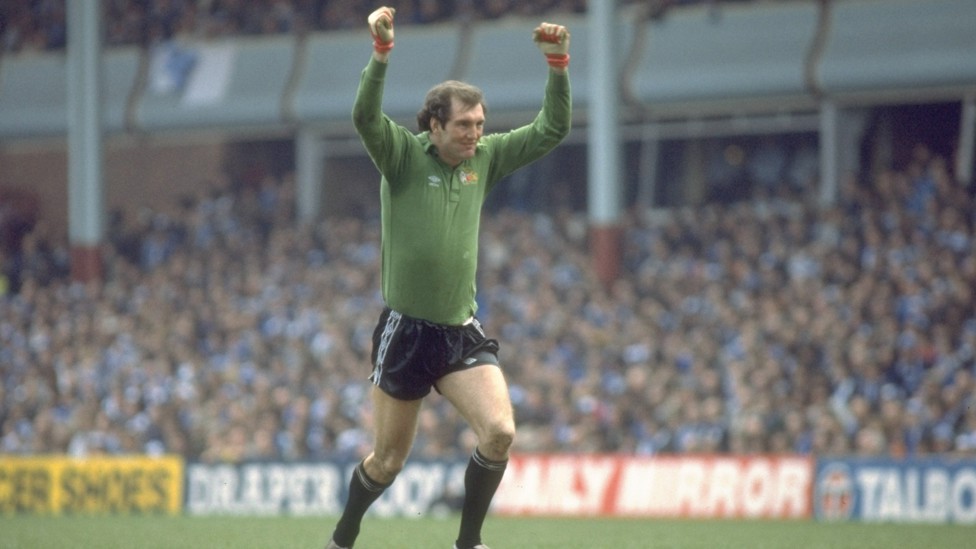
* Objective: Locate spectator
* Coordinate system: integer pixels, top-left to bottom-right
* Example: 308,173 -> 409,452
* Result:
1,141 -> 975,463
3,0 -> 703,53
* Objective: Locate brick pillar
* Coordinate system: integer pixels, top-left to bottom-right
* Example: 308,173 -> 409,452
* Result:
589,224 -> 622,286
71,244 -> 103,283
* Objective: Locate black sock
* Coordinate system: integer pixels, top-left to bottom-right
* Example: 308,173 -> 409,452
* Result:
332,461 -> 391,547
455,448 -> 508,549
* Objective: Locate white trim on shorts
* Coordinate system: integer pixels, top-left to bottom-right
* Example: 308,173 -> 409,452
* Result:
372,309 -> 402,386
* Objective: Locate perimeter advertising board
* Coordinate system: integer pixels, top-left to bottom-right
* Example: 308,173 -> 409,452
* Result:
494,455 -> 813,518
0,455 -> 183,514
184,460 -> 468,516
815,458 -> 976,524
12,454 -> 970,523
185,455 -> 814,518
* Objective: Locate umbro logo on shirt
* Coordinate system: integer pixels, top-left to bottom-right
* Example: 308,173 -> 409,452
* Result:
428,176 -> 442,187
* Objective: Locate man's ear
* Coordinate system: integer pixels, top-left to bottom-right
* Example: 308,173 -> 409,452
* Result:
430,118 -> 441,134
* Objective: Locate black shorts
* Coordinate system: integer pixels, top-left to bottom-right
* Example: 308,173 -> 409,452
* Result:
369,307 -> 500,400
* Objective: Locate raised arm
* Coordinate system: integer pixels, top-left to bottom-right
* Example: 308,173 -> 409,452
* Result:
480,22 -> 572,185
352,6 -> 399,160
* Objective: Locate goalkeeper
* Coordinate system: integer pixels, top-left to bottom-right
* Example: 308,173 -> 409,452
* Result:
325,6 -> 571,549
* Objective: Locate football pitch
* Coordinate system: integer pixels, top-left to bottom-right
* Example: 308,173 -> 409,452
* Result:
0,515 -> 972,548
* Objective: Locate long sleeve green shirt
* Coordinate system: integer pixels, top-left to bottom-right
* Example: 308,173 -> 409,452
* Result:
352,57 -> 571,325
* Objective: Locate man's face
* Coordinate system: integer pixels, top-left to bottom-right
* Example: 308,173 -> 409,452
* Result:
430,97 -> 484,167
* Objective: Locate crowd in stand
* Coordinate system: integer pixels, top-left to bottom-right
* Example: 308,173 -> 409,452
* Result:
1,0 -> 754,53
0,0 -> 577,52
1,141 -> 975,462
1,0 -> 974,464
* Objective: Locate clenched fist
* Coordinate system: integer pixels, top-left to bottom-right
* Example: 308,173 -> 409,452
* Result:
533,22 -> 570,69
368,6 -> 395,52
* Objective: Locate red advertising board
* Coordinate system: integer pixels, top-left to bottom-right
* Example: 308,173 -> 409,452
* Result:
494,454 -> 813,519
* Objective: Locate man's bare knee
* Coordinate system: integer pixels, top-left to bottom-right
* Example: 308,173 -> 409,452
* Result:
366,452 -> 407,483
481,421 -> 515,459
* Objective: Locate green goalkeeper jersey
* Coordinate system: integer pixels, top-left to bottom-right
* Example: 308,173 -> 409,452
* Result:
352,58 -> 572,325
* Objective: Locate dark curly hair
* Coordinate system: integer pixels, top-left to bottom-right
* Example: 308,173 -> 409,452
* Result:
417,80 -> 487,132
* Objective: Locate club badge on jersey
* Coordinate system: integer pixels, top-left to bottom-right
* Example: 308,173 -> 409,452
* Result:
459,169 -> 479,186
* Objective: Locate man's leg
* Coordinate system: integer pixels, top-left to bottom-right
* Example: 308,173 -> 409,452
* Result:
437,365 -> 515,549
330,386 -> 422,548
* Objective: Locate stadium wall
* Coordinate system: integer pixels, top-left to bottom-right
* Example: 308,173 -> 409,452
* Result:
2,0 -> 975,140
0,139 -> 227,238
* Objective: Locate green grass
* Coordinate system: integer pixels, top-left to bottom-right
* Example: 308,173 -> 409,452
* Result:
0,515 -> 972,548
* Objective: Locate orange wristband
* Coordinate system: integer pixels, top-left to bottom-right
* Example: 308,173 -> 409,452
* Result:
545,53 -> 569,69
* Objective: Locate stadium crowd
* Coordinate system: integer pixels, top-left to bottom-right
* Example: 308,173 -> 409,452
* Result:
2,0 -> 771,53
1,140 -> 975,462
0,0 -> 973,465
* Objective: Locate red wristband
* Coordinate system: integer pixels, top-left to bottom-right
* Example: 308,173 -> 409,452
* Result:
373,39 -> 394,53
545,53 -> 569,69
371,29 -> 394,53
